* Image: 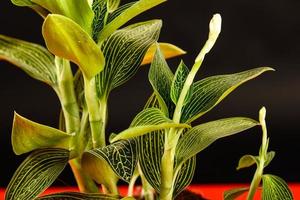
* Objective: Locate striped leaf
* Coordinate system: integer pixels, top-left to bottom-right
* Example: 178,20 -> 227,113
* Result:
181,67 -> 274,123
82,139 -> 138,183
0,34 -> 56,86
92,0 -> 108,42
138,131 -> 196,196
42,14 -> 105,79
32,0 -> 94,32
236,154 -> 259,170
148,45 -> 175,116
224,187 -> 249,200
37,192 -> 120,200
141,42 -> 186,65
262,174 -> 293,200
5,148 -> 69,200
138,131 -> 164,192
107,2 -> 136,23
173,156 -> 196,197
12,113 -> 72,155
96,20 -> 161,98
170,60 -> 192,105
97,0 -> 166,42
108,0 -> 121,12
176,117 -> 259,167
111,108 -> 190,142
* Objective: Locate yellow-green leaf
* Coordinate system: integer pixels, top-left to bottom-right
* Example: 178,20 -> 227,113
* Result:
97,0 -> 166,42
262,174 -> 293,200
111,108 -> 190,142
0,34 -> 56,86
141,43 -> 186,65
32,0 -> 94,32
12,112 -> 72,155
5,148 -> 69,200
236,154 -> 259,170
42,14 -> 105,79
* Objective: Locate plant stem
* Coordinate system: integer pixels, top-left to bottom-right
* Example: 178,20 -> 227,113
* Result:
55,57 -> 98,192
247,107 -> 268,200
139,165 -> 155,200
69,159 -> 99,193
247,157 -> 264,200
160,130 -> 180,200
84,78 -> 107,148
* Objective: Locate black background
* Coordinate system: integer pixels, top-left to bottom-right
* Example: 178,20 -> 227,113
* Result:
1,0 -> 299,187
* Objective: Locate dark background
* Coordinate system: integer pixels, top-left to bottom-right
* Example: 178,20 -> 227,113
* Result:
0,0 -> 299,187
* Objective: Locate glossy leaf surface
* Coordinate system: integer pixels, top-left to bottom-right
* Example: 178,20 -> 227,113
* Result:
181,67 -> 274,123
176,117 -> 259,166
91,0 -> 108,42
12,113 -> 72,155
32,0 -> 94,32
5,149 -> 69,200
148,45 -> 174,116
0,34 -> 56,85
111,108 -> 190,142
97,0 -> 166,42
96,20 -> 161,98
170,61 -> 192,105
43,14 -> 105,79
83,139 -> 138,183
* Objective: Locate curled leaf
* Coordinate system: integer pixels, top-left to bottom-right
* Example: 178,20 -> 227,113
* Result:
42,14 -> 105,79
12,112 -> 72,155
141,43 -> 186,65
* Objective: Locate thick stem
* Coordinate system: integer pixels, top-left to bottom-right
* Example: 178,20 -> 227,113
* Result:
84,78 -> 107,148
160,130 -> 180,200
55,58 -> 98,192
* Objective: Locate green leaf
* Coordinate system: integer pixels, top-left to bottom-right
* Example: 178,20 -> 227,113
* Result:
148,44 -> 175,116
108,0 -> 121,12
236,154 -> 259,170
97,0 -> 166,42
138,131 -> 164,192
37,192 -> 120,199
12,113 -> 72,155
32,0 -> 94,32
11,0 -> 34,6
173,156 -> 196,197
170,60 -> 192,105
5,148 -> 69,200
181,67 -> 274,123
176,117 -> 259,166
82,139 -> 138,183
111,108 -> 190,142
264,151 -> 276,168
0,34 -> 56,85
96,20 -> 161,98
91,0 -> 108,42
141,42 -> 186,66
107,2 -> 136,23
42,14 -> 105,79
224,187 -> 249,200
82,149 -> 119,190
262,174 -> 293,200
